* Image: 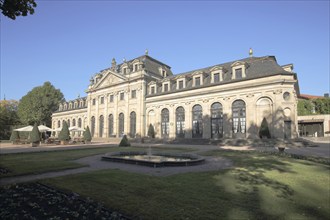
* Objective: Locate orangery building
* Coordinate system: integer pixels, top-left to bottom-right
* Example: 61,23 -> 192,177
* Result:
52,51 -> 300,140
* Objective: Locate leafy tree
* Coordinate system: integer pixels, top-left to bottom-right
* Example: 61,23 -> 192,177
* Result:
314,98 -> 330,114
119,134 -> 130,147
259,118 -> 271,139
83,126 -> 92,143
0,0 -> 37,20
0,100 -> 20,139
298,98 -> 330,116
58,121 -> 70,142
147,124 -> 155,138
17,82 -> 64,127
30,123 -> 40,146
10,130 -> 19,143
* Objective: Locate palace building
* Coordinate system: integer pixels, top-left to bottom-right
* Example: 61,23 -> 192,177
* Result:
52,51 -> 300,140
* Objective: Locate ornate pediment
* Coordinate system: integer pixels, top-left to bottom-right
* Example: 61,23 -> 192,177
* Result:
94,71 -> 127,89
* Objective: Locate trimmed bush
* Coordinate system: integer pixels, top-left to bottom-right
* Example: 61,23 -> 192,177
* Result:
83,126 -> 92,143
10,130 -> 19,144
259,117 -> 271,139
147,124 -> 155,138
59,121 -> 70,143
30,123 -> 40,147
119,135 -> 130,147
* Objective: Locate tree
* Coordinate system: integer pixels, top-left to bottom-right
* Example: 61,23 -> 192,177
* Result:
58,121 -> 70,143
147,124 -> 155,138
119,134 -> 130,147
0,100 -> 21,140
83,126 -> 92,143
30,123 -> 40,147
10,130 -> 19,144
17,82 -> 64,127
0,0 -> 37,20
259,118 -> 271,139
297,98 -> 330,116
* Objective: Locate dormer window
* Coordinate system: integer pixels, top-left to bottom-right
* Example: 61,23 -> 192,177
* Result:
162,70 -> 167,77
150,86 -> 156,94
134,64 -> 139,72
213,73 -> 220,83
177,79 -> 185,89
163,82 -> 169,92
123,67 -> 127,74
193,75 -> 202,87
74,102 -> 77,108
231,61 -> 247,80
69,103 -> 72,109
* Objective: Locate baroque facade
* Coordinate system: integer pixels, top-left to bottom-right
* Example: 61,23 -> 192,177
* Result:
52,52 -> 299,139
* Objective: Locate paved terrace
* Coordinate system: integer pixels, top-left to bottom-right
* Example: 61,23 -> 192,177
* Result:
0,138 -> 329,186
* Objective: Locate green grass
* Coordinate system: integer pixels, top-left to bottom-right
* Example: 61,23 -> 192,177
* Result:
41,150 -> 330,220
0,146 -> 192,177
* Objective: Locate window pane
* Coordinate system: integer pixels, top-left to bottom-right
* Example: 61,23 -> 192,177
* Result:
195,77 -> 200,86
236,68 -> 242,79
214,73 -> 219,82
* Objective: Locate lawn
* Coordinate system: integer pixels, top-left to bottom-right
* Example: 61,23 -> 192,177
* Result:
0,146 -> 192,177
40,150 -> 330,220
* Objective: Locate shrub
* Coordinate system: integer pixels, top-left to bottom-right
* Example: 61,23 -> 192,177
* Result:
59,121 -> 70,141
259,118 -> 271,138
10,130 -> 19,143
147,124 -> 155,138
119,135 -> 130,147
83,126 -> 92,142
30,123 -> 40,146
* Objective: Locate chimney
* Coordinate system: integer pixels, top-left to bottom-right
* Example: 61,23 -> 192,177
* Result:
324,93 -> 329,98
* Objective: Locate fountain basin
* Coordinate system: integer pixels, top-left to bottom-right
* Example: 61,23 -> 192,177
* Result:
102,151 -> 205,167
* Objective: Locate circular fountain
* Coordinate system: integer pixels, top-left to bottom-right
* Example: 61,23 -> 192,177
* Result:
101,147 -> 205,168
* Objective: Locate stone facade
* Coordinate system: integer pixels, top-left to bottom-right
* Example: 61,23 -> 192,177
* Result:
52,53 -> 299,139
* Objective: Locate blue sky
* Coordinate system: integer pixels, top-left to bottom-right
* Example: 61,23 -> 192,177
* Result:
1,0 -> 329,101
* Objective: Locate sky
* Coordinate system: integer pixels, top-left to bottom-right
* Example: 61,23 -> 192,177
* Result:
1,0 -> 329,101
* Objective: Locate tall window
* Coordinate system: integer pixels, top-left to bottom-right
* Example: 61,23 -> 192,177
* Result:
119,113 -> 124,137
72,119 -> 76,127
120,92 -> 124,100
131,90 -> 136,99
78,118 -> 82,127
108,114 -> 114,136
57,121 -> 60,128
150,86 -> 155,94
92,99 -> 96,105
67,119 -> 70,128
91,116 -> 95,137
161,108 -> 170,138
192,105 -> 203,138
211,102 -> 223,139
100,97 -> 104,104
99,115 -> 104,137
109,95 -> 114,102
176,107 -> 185,138
232,100 -> 246,134
130,111 -> 136,138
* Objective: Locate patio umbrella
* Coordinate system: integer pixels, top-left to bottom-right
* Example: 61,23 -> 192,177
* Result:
38,125 -> 53,132
14,125 -> 33,132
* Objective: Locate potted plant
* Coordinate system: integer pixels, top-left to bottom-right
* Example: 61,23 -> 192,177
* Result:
30,123 -> 41,147
83,126 -> 92,144
58,121 -> 70,145
10,130 -> 20,144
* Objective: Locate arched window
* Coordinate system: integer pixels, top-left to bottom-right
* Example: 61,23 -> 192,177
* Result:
99,115 -> 104,137
57,120 -> 61,128
192,105 -> 203,138
108,114 -> 114,136
130,111 -> 136,138
72,119 -> 76,127
91,116 -> 95,137
211,102 -> 223,139
118,113 -> 124,137
78,118 -> 82,128
176,107 -> 185,138
161,108 -> 169,138
62,120 -> 65,128
232,100 -> 246,134
67,119 -> 70,128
